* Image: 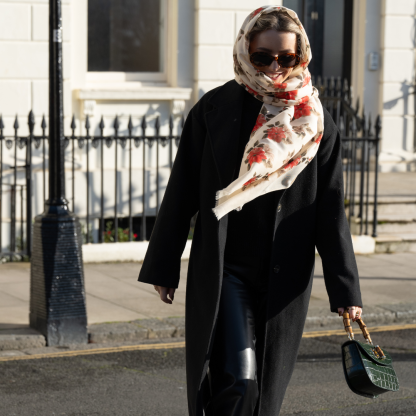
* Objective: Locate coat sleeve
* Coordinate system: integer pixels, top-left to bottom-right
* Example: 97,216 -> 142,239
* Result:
137,109 -> 206,288
315,116 -> 363,313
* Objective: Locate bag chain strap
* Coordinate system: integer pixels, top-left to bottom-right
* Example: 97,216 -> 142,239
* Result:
342,309 -> 386,359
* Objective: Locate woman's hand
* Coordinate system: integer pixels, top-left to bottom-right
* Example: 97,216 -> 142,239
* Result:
338,306 -> 362,322
154,286 -> 176,304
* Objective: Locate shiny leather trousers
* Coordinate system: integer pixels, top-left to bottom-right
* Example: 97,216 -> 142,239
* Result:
204,261 -> 269,416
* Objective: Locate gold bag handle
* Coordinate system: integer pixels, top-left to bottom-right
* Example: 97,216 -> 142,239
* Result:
342,310 -> 385,359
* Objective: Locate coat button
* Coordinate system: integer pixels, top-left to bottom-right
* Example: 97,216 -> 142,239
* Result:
273,265 -> 280,274
277,204 -> 282,212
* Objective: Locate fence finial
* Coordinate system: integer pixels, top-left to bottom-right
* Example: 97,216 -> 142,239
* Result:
113,115 -> 120,131
28,110 -> 35,133
41,114 -> 47,130
169,115 -> 173,133
85,114 -> 91,131
128,115 -> 133,132
141,115 -> 147,132
99,115 -> 105,131
375,115 -> 381,134
368,113 -> 373,136
155,115 -> 160,133
13,114 -> 19,130
70,115 -> 76,131
361,106 -> 366,134
0,114 -> 4,131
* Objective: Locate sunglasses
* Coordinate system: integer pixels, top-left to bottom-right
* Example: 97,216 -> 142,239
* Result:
249,52 -> 300,69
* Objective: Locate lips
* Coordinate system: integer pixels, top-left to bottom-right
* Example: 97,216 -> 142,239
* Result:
264,72 -> 284,80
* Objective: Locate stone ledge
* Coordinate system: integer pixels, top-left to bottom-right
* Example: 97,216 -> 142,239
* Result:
82,240 -> 193,263
76,86 -> 192,101
0,334 -> 45,351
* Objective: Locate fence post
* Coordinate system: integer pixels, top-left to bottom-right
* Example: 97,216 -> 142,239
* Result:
372,116 -> 381,238
26,111 -> 35,257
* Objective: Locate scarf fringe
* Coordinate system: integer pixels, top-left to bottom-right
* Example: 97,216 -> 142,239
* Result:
211,207 -> 221,221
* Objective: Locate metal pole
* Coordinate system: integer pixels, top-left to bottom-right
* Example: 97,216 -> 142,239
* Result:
26,111 -> 34,257
30,0 -> 87,346
372,116 -> 381,238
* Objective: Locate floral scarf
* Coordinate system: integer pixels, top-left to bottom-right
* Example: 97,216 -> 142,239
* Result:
212,5 -> 324,220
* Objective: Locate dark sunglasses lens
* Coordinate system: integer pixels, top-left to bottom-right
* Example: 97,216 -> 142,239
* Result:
251,53 -> 272,67
278,54 -> 297,68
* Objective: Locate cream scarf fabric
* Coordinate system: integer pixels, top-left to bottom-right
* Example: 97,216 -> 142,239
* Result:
212,6 -> 324,220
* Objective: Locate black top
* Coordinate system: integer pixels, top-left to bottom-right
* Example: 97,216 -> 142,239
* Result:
224,90 -> 282,287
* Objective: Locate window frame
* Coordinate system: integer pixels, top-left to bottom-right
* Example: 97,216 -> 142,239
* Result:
86,0 -> 174,84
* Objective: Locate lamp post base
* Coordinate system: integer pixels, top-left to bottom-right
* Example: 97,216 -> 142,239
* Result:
30,207 -> 88,346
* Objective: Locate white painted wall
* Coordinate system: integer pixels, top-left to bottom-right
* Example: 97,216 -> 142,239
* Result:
0,0 -> 72,137
378,0 -> 416,170
193,0 -> 281,101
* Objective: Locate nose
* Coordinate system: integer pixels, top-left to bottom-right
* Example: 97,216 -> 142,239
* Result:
269,59 -> 280,71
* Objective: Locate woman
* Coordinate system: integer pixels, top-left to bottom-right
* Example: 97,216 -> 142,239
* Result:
138,6 -> 362,416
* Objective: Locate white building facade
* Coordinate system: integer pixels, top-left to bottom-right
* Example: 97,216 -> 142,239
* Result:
0,0 -> 415,249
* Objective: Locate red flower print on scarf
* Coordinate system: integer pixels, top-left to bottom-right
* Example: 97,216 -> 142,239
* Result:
294,101 -> 312,120
301,60 -> 309,68
267,126 -> 286,143
285,157 -> 301,170
252,114 -> 267,134
275,90 -> 298,100
247,147 -> 267,165
243,177 -> 258,187
314,134 -> 323,144
302,74 -> 311,87
273,81 -> 287,90
250,7 -> 264,20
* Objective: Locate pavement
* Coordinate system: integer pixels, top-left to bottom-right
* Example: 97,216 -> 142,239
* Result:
0,328 -> 415,415
0,252 -> 415,356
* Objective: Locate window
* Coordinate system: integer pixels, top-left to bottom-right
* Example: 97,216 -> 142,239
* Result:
88,0 -> 166,76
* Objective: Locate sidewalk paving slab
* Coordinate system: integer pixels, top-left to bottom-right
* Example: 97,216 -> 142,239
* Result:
0,252 -> 415,352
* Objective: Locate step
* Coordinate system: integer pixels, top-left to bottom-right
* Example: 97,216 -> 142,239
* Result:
347,198 -> 416,220
375,234 -> 416,253
376,221 -> 416,234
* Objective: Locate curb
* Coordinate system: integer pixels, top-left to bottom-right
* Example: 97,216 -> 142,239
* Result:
82,240 -> 193,263
1,311 -> 415,352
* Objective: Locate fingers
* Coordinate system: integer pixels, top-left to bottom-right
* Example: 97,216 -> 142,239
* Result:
153,286 -> 174,304
353,306 -> 362,321
338,306 -> 363,321
346,306 -> 363,322
168,287 -> 176,302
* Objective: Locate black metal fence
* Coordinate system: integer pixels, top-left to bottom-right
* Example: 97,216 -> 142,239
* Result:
314,76 -> 381,237
0,77 -> 381,261
0,112 -> 184,260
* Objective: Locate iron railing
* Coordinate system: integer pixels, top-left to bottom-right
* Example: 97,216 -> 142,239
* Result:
314,76 -> 381,237
0,112 -> 184,260
0,78 -> 382,261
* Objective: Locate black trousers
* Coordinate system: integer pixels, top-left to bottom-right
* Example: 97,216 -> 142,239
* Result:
204,261 -> 269,416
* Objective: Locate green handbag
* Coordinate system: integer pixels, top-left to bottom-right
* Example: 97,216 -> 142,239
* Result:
341,311 -> 399,399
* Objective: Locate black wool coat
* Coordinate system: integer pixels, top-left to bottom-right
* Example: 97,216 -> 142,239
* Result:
138,80 -> 362,416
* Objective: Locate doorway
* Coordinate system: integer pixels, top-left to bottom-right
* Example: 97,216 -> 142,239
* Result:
283,0 -> 353,82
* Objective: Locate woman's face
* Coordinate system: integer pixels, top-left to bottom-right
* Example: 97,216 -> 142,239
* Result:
249,30 -> 297,84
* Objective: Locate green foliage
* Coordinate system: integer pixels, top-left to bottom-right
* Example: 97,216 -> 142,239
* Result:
103,221 -> 137,243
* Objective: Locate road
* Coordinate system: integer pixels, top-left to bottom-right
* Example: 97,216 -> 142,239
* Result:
0,328 -> 415,416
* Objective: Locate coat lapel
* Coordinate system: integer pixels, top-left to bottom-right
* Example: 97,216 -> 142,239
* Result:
204,81 -> 246,189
